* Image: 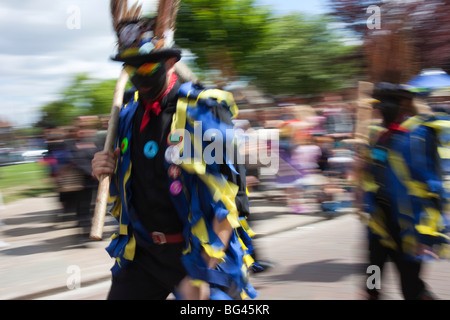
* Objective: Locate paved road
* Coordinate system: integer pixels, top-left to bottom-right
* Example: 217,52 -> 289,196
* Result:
252,214 -> 450,300
1,192 -> 450,300
36,214 -> 450,300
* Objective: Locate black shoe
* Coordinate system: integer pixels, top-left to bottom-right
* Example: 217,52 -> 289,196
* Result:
250,260 -> 274,273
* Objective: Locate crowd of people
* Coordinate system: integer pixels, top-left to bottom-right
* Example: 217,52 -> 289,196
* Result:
42,116 -> 107,231
235,103 -> 357,215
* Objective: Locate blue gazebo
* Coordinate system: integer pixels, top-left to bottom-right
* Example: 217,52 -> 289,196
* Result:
408,69 -> 450,93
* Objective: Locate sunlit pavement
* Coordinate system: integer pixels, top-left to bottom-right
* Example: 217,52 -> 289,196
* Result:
1,192 -> 449,300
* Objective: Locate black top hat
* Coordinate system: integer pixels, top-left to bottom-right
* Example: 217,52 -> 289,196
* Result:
372,82 -> 416,126
372,82 -> 415,101
111,16 -> 181,67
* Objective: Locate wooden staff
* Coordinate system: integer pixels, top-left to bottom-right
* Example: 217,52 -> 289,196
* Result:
354,81 -> 374,143
90,69 -> 129,240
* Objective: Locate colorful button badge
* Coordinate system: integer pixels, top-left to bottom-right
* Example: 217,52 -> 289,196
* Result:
168,165 -> 181,180
165,146 -> 181,164
143,140 -> 158,159
167,130 -> 183,146
121,138 -> 129,154
170,180 -> 183,196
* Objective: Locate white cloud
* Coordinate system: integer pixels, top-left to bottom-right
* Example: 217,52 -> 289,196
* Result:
0,0 -> 130,127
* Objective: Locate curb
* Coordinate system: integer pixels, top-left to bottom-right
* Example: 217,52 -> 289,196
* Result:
11,275 -> 111,301
15,213 -> 352,300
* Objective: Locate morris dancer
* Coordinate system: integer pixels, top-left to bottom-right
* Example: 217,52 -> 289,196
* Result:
361,83 -> 450,299
92,0 -> 256,300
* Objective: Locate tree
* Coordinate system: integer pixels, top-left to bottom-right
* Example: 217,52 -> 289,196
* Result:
326,0 -> 383,35
36,74 -> 119,128
328,0 -> 450,81
176,1 -> 362,94
241,14 -> 362,95
176,0 -> 271,85
409,1 -> 450,73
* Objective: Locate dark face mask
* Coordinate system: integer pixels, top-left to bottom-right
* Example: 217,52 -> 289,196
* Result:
374,96 -> 401,127
129,62 -> 167,101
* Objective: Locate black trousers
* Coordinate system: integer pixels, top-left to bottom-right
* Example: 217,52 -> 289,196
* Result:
107,243 -> 186,300
367,234 -> 428,300
75,187 -> 94,226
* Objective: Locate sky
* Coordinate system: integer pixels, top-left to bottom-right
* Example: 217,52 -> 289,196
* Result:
0,0 -> 328,128
258,0 -> 329,15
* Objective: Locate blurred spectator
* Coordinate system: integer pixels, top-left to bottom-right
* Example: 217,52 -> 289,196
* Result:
275,114 -> 313,213
46,116 -> 101,232
67,117 -> 101,230
290,132 -> 322,214
315,136 -> 333,173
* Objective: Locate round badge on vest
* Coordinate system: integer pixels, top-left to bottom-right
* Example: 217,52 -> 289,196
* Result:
167,130 -> 183,146
121,138 -> 129,154
168,165 -> 181,180
165,145 -> 181,164
143,140 -> 158,159
170,180 -> 183,196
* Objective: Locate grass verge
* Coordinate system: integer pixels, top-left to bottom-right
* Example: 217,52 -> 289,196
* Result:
0,162 -> 55,204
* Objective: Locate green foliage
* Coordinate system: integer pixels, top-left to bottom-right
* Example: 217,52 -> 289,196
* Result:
36,2 -> 364,128
176,0 -> 271,80
241,14 -> 362,95
176,1 -> 361,94
37,74 -> 120,128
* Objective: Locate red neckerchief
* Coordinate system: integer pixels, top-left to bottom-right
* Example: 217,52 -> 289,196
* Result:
140,73 -> 178,133
379,117 -> 409,144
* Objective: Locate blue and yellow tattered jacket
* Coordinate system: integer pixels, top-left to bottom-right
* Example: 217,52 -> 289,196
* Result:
105,82 -> 257,299
362,113 -> 450,259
